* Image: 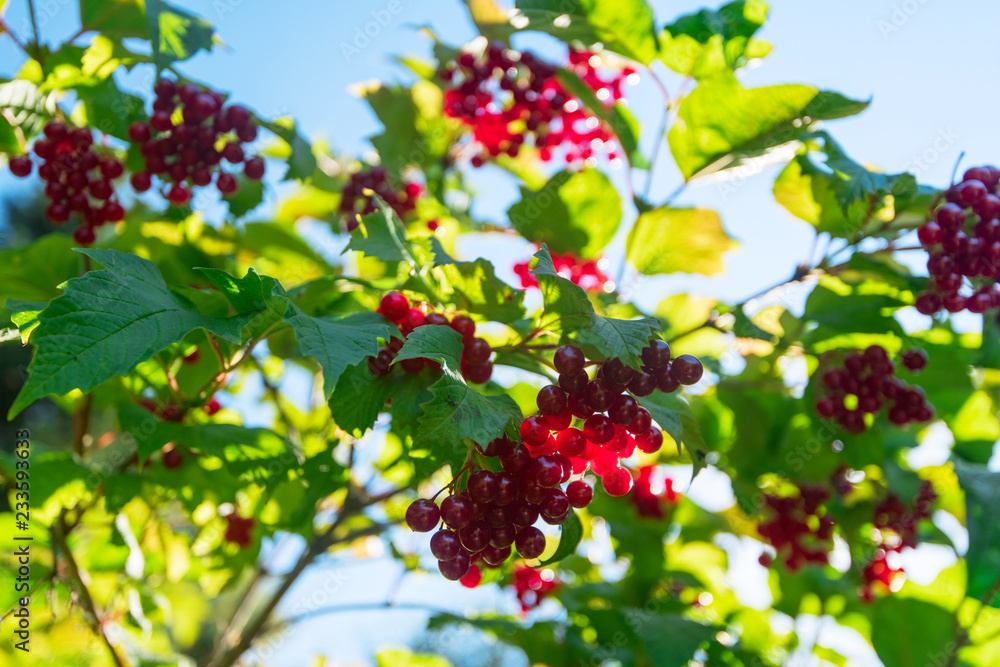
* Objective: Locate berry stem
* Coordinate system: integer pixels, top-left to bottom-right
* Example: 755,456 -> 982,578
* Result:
26,0 -> 43,64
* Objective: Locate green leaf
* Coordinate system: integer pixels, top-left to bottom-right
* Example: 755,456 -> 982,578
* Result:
120,406 -> 295,485
512,0 -> 659,65
955,460 -> 1000,606
537,510 -> 583,565
870,597 -> 955,666
259,116 -> 317,181
817,132 -> 928,212
196,267 -> 287,339
626,207 -> 736,276
530,244 -> 595,330
661,0 -> 771,79
400,326 -> 523,451
285,307 -> 396,400
80,0 -> 148,37
396,323 -> 465,369
4,299 -> 46,343
667,74 -> 868,180
145,0 -> 214,69
625,611 -> 716,667
434,258 -> 525,324
773,155 -> 858,238
9,249 -> 254,418
636,391 -> 708,474
344,198 -> 430,267
73,77 -> 147,141
577,316 -> 660,370
0,235 -> 82,303
507,169 -> 622,257
223,176 -> 265,219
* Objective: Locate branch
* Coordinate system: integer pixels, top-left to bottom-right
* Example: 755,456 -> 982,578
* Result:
52,514 -> 130,667
71,393 -> 94,457
203,495 -> 398,667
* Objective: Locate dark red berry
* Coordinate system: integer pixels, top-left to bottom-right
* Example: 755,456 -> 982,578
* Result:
405,499 -> 440,532
554,345 -> 586,375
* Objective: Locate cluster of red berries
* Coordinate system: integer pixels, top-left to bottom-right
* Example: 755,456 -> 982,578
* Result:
814,345 -> 933,433
8,121 -> 126,244
915,166 -> 1000,316
757,484 -> 834,572
566,50 -> 635,105
223,512 -> 255,548
511,564 -> 559,612
404,435 -> 595,581
514,248 -> 614,293
127,78 -> 264,207
339,166 -> 422,231
631,465 -> 681,519
439,43 -> 620,165
139,396 -> 221,422
519,342 -> 704,497
860,481 -> 936,601
370,291 -> 494,384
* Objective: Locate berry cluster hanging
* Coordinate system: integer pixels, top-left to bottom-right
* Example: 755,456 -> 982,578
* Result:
814,345 -> 933,433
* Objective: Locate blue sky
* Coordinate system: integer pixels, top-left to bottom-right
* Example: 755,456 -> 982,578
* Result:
1,0 -> 995,664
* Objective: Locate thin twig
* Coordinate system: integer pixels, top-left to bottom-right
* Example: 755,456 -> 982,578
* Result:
53,514 -> 129,667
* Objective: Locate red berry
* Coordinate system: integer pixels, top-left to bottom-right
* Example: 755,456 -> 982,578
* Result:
244,156 -> 265,180
917,222 -> 942,246
102,202 -> 125,223
602,467 -> 633,497
670,354 -> 704,385
405,499 -> 440,532
566,480 -> 594,508
641,340 -> 671,369
554,345 -> 586,374
464,337 -> 492,364
515,526 -> 546,559
379,292 -> 410,322
438,552 -> 471,580
556,427 -> 587,457
467,470 -> 498,503
536,385 -> 567,415
520,415 -> 551,447
162,446 -> 184,469
450,315 -> 476,340
583,414 -> 614,444
901,349 -> 928,372
72,226 -> 96,245
608,393 -> 639,425
430,529 -> 461,560
440,494 -> 474,529
216,172 -> 238,195
8,155 -> 32,177
635,427 -> 663,454
167,184 -> 191,206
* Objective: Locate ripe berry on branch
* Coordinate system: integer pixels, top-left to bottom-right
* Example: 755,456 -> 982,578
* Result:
339,165 -> 422,231
129,78 -> 264,202
10,120 -> 127,244
439,44 -> 629,166
814,345 -> 934,432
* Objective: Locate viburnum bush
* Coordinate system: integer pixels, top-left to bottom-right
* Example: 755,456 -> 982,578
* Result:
1,1 -> 999,666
